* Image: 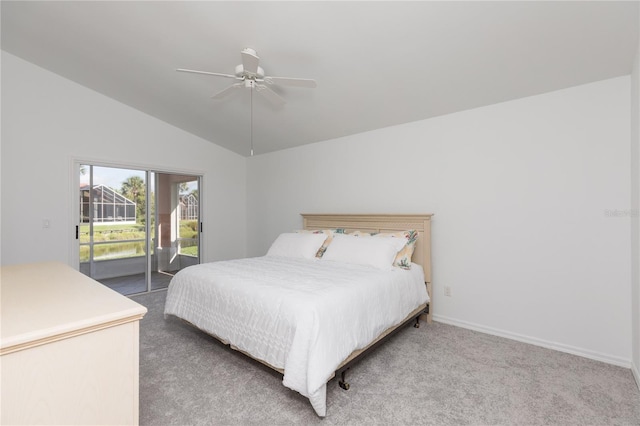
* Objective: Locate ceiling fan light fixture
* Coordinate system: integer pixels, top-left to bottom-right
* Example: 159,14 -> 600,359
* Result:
177,48 -> 316,106
235,64 -> 264,79
177,48 -> 316,156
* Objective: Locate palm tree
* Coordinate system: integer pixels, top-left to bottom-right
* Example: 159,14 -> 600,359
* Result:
121,176 -> 144,199
120,176 -> 145,224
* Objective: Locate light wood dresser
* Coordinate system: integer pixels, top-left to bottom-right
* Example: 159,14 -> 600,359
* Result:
0,262 -> 147,425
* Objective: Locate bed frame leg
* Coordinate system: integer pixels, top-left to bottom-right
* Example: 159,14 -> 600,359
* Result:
339,368 -> 350,390
414,316 -> 420,328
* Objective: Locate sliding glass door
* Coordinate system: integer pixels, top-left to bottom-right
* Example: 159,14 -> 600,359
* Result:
151,172 -> 200,291
78,164 -> 200,295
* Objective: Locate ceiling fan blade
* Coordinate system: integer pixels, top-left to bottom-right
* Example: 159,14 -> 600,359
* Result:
264,76 -> 317,88
176,68 -> 237,79
211,83 -> 243,99
255,84 -> 286,106
241,48 -> 260,76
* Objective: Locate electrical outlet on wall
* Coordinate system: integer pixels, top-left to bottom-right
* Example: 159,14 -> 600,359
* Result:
444,286 -> 452,297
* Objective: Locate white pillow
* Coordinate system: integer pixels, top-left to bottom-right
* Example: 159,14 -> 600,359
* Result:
321,233 -> 407,270
266,232 -> 328,259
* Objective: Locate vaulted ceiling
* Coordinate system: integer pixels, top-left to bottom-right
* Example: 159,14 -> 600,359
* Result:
2,1 -> 638,156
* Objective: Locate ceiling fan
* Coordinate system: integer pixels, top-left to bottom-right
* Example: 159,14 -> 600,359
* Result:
177,48 -> 316,107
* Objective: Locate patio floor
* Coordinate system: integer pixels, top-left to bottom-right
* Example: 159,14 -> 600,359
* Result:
99,271 -> 175,296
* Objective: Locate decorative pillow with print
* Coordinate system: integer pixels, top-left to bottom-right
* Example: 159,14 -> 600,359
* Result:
350,230 -> 418,269
296,229 -> 346,257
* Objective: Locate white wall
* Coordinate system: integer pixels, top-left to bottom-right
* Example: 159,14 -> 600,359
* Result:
247,77 -> 632,366
1,52 -> 247,266
631,5 -> 640,387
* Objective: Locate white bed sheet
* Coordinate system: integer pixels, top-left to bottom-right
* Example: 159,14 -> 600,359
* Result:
164,256 -> 428,416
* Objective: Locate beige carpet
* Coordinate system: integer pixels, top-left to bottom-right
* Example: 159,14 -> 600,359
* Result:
133,290 -> 640,425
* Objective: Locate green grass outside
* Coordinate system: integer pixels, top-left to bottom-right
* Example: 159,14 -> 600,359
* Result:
179,220 -> 198,240
180,246 -> 198,256
80,220 -> 198,261
79,223 -> 146,244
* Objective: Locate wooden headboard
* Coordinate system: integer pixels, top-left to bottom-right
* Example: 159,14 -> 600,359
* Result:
301,213 -> 433,322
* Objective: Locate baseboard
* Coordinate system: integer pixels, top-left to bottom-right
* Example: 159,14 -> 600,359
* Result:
633,363 -> 640,391
433,314 -> 631,368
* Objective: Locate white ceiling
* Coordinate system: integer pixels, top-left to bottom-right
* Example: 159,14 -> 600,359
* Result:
2,1 -> 638,156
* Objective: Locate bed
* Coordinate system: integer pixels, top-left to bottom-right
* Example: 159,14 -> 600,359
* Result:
164,213 -> 433,416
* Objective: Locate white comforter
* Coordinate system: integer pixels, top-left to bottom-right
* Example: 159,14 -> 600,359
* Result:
164,256 -> 428,416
